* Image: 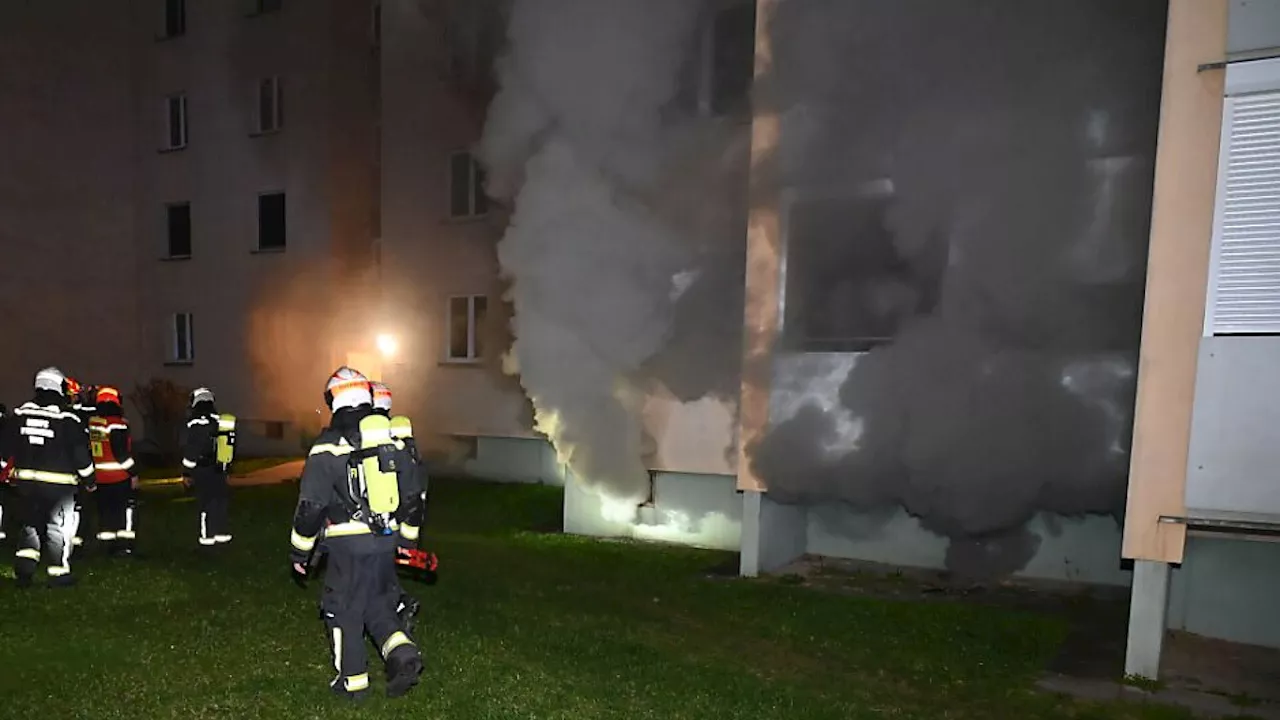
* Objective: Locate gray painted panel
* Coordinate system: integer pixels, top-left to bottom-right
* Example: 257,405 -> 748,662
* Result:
1185,335 -> 1280,517
1168,535 -> 1280,649
1229,0 -> 1280,57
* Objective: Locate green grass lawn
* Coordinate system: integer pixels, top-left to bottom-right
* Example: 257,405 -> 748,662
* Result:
0,479 -> 1201,720
136,456 -> 301,482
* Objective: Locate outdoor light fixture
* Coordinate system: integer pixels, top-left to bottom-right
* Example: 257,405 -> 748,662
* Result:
376,333 -> 399,358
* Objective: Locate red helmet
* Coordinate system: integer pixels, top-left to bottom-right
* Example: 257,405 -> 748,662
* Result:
96,386 -> 122,405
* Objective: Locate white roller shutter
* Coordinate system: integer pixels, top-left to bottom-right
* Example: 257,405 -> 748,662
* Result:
1208,58 -> 1280,334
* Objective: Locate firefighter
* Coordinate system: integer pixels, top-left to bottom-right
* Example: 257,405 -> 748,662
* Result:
370,381 -> 426,631
65,377 -> 94,548
0,402 -> 9,541
182,387 -> 235,547
89,386 -> 139,556
289,367 -> 424,701
0,367 -> 96,587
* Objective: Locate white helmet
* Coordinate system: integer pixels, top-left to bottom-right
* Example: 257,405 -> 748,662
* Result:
35,366 -> 66,394
191,387 -> 215,406
325,366 -> 372,411
372,382 -> 392,412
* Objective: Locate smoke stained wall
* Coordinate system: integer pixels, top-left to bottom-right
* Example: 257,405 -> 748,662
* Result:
750,0 -> 1170,578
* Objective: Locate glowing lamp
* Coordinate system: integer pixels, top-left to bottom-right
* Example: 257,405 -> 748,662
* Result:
376,333 -> 399,358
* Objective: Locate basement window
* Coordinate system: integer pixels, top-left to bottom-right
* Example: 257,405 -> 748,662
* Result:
780,180 -> 943,352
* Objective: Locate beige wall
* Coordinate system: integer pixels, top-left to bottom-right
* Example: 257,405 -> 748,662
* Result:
379,0 -> 533,442
1122,0 -> 1229,563
133,0 -> 378,444
0,1 -> 141,407
735,0 -> 782,492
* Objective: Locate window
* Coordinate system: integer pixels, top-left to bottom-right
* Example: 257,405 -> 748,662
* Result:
246,0 -> 282,16
708,2 -> 756,117
162,0 -> 186,38
172,313 -> 194,363
447,295 -> 488,362
164,93 -> 188,150
683,2 -> 755,118
166,202 -> 191,258
264,421 -> 285,440
1206,57 -> 1280,334
257,192 -> 287,251
781,180 -> 945,352
256,76 -> 283,134
449,151 -> 489,219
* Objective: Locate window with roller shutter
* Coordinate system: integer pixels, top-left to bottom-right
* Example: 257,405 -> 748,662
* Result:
1206,57 -> 1280,335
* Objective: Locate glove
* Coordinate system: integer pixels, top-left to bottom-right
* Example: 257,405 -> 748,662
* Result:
290,561 -> 309,589
84,481 -> 98,494
181,474 -> 192,491
130,475 -> 139,491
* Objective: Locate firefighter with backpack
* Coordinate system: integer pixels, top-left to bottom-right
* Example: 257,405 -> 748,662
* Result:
181,387 -> 236,547
288,367 -> 424,702
88,386 -> 140,556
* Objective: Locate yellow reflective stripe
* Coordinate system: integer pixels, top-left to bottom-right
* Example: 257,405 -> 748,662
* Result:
345,674 -> 369,692
16,548 -> 40,561
13,469 -> 77,484
309,443 -> 353,457
182,459 -> 197,468
400,524 -> 420,541
290,530 -> 316,552
96,532 -> 118,541
326,521 -> 372,538
78,466 -> 95,478
47,566 -> 70,577
121,458 -> 135,470
117,530 -> 136,540
95,462 -> 129,471
381,631 -> 414,657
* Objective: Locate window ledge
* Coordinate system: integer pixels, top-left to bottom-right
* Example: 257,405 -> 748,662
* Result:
164,361 -> 194,367
251,246 -> 286,255
250,128 -> 282,138
158,145 -> 188,154
154,33 -> 186,43
442,214 -> 491,226
160,255 -> 192,262
440,358 -> 483,367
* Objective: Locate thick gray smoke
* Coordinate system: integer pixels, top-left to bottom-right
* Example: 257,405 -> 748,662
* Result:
750,0 -> 1169,577
479,0 -> 749,509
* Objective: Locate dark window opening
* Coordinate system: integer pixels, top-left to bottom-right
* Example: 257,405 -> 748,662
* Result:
258,192 -> 287,251
166,94 -> 187,149
711,2 -> 756,116
173,313 -> 194,363
166,202 -> 191,258
449,152 -> 488,219
264,421 -> 285,440
782,184 -> 945,352
164,0 -> 186,38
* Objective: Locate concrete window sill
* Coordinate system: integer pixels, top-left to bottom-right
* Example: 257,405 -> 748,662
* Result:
250,128 -> 282,138
440,358 -> 483,367
164,361 -> 194,367
158,145 -> 187,154
160,255 -> 192,262
251,246 -> 286,255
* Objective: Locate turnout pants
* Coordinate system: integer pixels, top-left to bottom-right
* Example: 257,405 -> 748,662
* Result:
94,481 -> 137,551
192,467 -> 231,546
0,485 -> 8,541
322,537 -> 421,693
13,482 -> 79,583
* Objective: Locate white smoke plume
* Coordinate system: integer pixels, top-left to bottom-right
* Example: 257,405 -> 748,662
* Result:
479,0 -> 747,508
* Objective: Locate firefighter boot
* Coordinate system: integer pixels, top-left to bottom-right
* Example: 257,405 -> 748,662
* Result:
385,646 -> 423,699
